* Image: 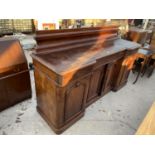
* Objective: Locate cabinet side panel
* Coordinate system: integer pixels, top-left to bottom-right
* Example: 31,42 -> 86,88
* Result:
34,67 -> 58,128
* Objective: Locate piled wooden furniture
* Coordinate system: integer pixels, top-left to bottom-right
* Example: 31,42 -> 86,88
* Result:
127,27 -> 155,82
32,26 -> 140,134
0,38 -> 32,111
127,27 -> 153,45
132,49 -> 153,84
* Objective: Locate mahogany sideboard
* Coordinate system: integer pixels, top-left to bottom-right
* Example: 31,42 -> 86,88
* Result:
0,38 -> 32,111
32,26 -> 140,134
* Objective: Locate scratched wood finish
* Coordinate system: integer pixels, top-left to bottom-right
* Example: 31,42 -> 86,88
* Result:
0,38 -> 32,111
32,26 -> 140,134
136,102 -> 155,135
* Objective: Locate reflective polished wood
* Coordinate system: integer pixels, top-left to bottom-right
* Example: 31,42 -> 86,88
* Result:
32,26 -> 140,134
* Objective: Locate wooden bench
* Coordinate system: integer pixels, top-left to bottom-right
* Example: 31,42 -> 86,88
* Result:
136,102 -> 155,135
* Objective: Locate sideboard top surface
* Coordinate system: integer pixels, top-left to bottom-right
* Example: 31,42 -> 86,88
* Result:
32,38 -> 140,75
32,26 -> 140,77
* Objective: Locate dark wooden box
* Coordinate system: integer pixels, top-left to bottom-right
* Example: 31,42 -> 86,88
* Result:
0,38 -> 32,111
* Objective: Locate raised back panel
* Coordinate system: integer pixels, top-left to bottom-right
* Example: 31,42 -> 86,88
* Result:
35,26 -> 119,55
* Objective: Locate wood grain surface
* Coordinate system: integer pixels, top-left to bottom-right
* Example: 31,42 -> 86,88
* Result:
136,102 -> 155,135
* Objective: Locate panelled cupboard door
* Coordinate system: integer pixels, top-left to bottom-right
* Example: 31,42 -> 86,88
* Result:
101,62 -> 115,95
114,59 -> 130,89
87,66 -> 105,102
0,80 -> 10,111
111,58 -> 125,91
64,76 -> 90,122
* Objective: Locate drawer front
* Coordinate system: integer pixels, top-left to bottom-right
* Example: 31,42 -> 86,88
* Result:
94,51 -> 124,69
60,64 -> 94,87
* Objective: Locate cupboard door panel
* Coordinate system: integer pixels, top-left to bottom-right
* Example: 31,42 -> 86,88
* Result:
112,58 -> 123,89
101,62 -> 115,95
87,67 -> 105,101
64,76 -> 90,122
